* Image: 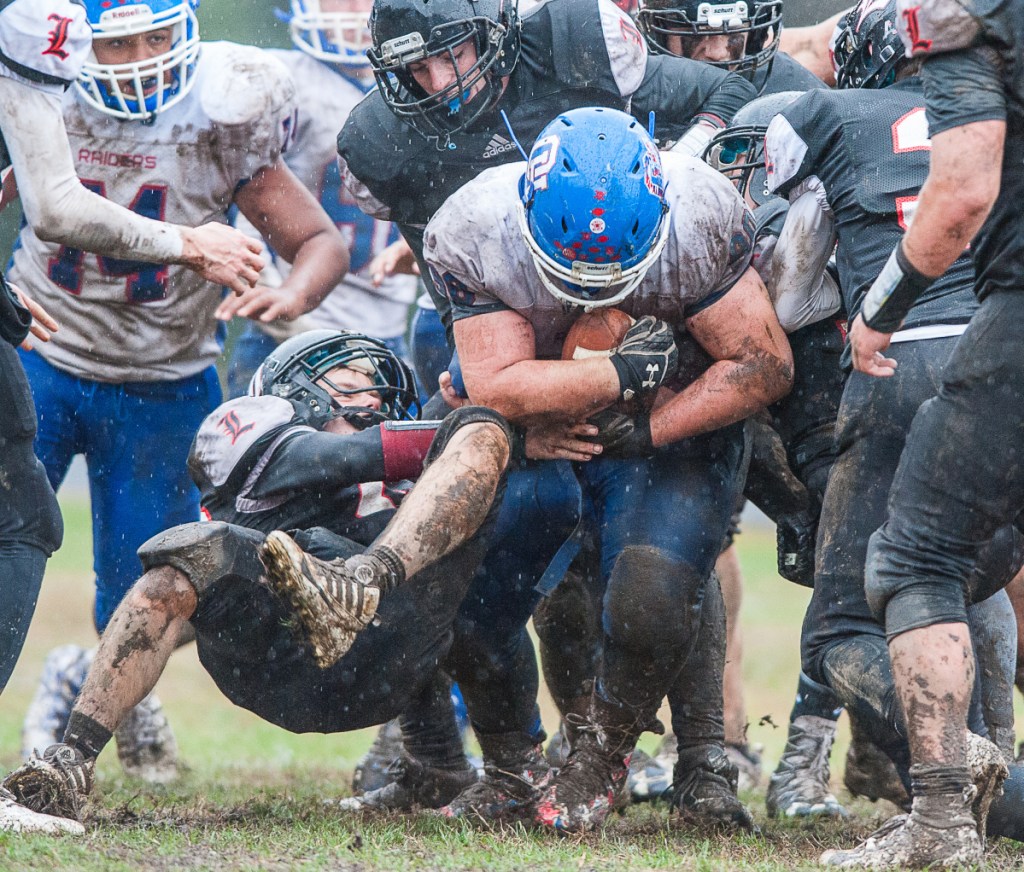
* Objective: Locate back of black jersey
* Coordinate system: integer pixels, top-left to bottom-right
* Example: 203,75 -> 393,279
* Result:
769,79 -> 977,329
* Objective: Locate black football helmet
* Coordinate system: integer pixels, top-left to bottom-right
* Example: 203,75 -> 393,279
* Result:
250,329 -> 419,429
832,0 -> 907,90
701,90 -> 804,206
367,0 -> 520,140
636,0 -> 782,81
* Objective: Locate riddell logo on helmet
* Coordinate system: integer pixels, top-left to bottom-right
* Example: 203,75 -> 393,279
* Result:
101,6 -> 157,24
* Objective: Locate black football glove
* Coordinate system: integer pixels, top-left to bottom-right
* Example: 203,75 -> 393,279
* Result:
587,409 -> 655,459
609,315 -> 678,402
776,510 -> 818,587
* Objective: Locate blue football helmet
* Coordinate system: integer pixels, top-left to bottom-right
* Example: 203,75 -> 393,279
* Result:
286,0 -> 373,72
77,0 -> 201,121
519,107 -> 670,308
250,329 -> 419,429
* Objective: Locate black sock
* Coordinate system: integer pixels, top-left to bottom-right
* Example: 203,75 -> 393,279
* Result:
366,545 -> 406,593
63,710 -> 113,760
789,671 -> 843,723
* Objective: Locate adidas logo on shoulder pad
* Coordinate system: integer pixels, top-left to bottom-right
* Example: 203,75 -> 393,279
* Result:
483,134 -> 517,159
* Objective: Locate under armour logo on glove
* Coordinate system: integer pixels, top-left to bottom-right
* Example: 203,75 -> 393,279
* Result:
642,363 -> 660,389
609,316 -> 678,402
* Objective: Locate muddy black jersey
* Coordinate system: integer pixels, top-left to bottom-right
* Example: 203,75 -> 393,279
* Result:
908,0 -> 1024,301
754,52 -> 827,97
189,396 -> 436,546
766,78 -> 977,329
337,0 -> 753,300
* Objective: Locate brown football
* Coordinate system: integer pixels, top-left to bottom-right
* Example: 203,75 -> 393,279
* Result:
561,308 -> 635,361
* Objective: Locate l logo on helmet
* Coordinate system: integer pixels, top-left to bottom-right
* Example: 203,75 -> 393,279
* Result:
42,14 -> 73,61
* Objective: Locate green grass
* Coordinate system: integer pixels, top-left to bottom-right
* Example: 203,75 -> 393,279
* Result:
2,494 -> 1021,869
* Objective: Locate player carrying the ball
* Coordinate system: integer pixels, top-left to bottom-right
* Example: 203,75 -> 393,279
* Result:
425,106 -> 792,833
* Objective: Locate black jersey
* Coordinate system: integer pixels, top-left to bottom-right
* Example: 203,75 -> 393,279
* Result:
755,52 -> 827,97
337,0 -> 755,303
905,0 -> 1024,301
188,395 -> 439,546
766,78 -> 977,330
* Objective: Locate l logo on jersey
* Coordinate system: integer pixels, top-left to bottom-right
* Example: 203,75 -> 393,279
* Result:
42,14 -> 73,61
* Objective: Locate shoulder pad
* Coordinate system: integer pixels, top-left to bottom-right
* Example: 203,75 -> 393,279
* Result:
190,395 -> 306,489
0,0 -> 91,89
198,42 -> 296,128
337,91 -> 423,187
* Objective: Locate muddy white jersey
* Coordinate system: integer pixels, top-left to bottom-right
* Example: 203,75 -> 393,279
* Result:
425,153 -> 754,360
260,50 -> 414,340
9,41 -> 296,383
0,0 -> 90,94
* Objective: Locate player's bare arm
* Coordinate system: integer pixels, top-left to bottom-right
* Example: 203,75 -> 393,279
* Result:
215,158 -> 349,323
453,309 -> 623,425
649,266 -> 792,448
778,10 -> 847,85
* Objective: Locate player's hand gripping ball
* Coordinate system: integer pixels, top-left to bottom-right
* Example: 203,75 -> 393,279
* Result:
560,308 -> 635,360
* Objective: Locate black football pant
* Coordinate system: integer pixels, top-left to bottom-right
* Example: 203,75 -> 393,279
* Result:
866,291 -> 1024,635
0,342 -> 62,692
802,335 -> 1022,686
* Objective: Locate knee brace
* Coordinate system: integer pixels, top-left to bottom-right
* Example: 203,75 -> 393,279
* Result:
137,521 -> 265,597
865,525 -> 968,638
423,405 -> 512,468
603,547 -> 703,655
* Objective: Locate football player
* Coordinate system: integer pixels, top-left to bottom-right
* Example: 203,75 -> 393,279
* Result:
0,0 -> 271,835
14,0 -> 348,782
225,0 -> 418,399
764,1 -> 1024,862
635,0 -> 826,97
428,106 -> 792,832
338,0 -> 759,334
1,330 -> 515,827
837,0 -> 1024,865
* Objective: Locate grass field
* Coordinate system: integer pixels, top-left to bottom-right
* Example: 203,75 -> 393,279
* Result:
2,494 -> 1021,870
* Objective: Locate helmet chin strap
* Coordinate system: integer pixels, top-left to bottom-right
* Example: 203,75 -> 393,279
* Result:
331,406 -> 389,430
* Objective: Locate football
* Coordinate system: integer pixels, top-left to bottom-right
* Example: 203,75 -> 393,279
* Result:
560,308 -> 635,361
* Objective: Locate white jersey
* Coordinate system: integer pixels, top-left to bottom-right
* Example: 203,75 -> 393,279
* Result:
261,50 -> 415,339
424,153 -> 753,360
9,41 -> 296,383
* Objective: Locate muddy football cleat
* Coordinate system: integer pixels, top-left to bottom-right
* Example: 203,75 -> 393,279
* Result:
0,787 -> 84,835
22,645 -> 95,759
672,744 -> 755,831
965,731 -> 1008,842
352,719 -> 404,795
535,722 -> 633,833
725,741 -> 763,793
259,530 -> 381,667
442,736 -> 551,822
626,746 -> 675,803
820,812 -> 981,869
2,744 -> 94,823
766,715 -> 847,819
844,729 -> 911,810
115,692 -> 180,784
337,754 -> 476,811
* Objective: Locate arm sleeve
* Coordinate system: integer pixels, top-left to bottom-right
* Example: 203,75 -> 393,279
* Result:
0,78 -> 185,261
770,188 -> 841,332
921,45 -> 1007,136
250,427 -> 388,497
631,54 -> 758,134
